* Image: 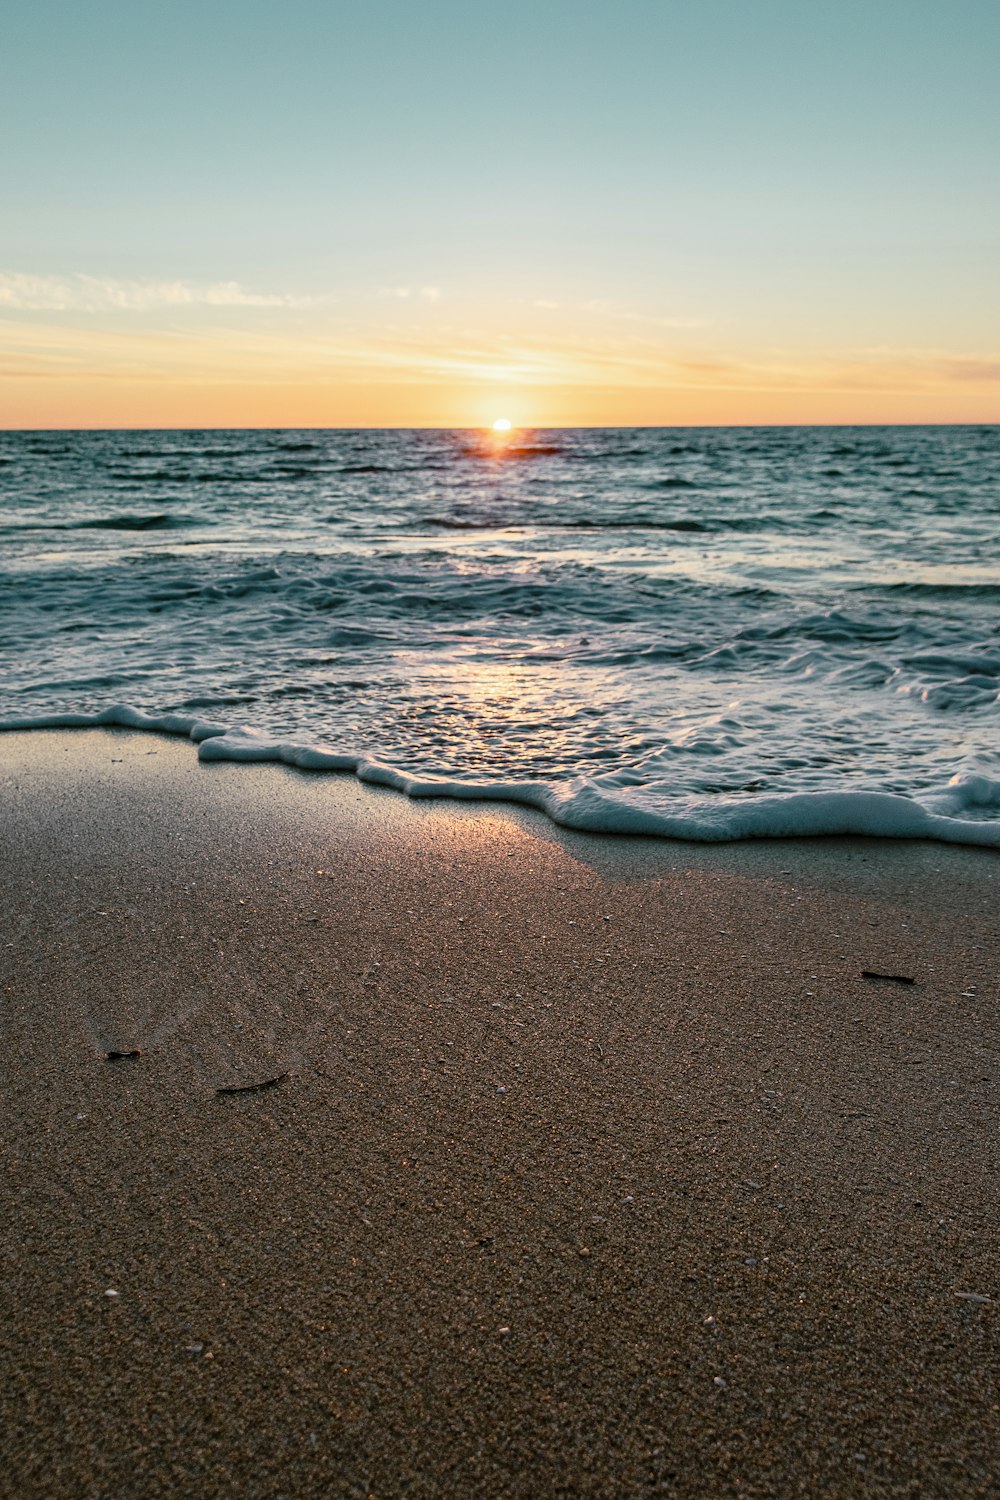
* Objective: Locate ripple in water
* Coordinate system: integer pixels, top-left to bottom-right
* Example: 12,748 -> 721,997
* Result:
1,424 -> 998,842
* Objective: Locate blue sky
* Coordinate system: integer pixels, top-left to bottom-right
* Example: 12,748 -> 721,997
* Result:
2,0 -> 998,424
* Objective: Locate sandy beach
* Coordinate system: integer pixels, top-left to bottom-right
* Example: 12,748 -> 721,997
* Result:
1,728 -> 997,1498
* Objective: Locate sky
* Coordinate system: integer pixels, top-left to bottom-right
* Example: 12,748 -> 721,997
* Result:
2,0 -> 998,427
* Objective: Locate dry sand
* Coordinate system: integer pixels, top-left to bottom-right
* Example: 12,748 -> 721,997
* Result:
1,729 -> 997,1498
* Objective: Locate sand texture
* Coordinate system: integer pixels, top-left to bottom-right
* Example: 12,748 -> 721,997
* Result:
1,730 -> 997,1498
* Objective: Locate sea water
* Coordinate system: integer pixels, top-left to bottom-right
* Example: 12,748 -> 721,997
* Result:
2,425 -> 999,844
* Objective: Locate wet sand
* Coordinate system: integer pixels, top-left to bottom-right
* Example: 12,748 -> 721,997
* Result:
1,729 -> 997,1498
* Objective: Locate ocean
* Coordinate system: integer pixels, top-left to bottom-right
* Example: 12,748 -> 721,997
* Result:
2,424 -> 999,844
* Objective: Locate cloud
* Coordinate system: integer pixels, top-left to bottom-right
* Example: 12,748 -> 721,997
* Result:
0,271 -> 309,312
586,301 -> 711,330
529,296 -> 709,330
667,348 -> 1000,393
923,355 -> 1000,384
2,307 -> 998,408
379,286 -> 442,302
653,316 -> 712,330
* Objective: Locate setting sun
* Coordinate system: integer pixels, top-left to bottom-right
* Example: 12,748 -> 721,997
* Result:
491,417 -> 512,432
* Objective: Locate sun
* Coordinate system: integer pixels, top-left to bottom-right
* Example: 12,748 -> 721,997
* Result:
491,417 -> 512,432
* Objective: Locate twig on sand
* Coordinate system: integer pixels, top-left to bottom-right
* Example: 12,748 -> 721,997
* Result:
106,1049 -> 142,1061
216,1071 -> 290,1096
861,970 -> 916,985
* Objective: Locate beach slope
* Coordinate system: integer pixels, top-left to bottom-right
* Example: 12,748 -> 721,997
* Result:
1,730 -> 997,1497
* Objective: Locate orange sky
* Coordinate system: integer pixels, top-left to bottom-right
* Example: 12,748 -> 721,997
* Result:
3,378 -> 998,430
2,304 -> 997,428
4,2 -> 998,430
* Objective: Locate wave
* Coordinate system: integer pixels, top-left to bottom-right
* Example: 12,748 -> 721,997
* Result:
423,514 -> 760,535
111,447 -> 194,460
188,473 -> 279,484
902,650 -> 1000,675
74,512 -> 193,532
4,704 -> 999,849
876,582 -> 1000,600
568,514 -> 787,535
337,462 -> 400,475
100,468 -> 277,485
459,440 -> 565,460
500,443 -> 564,458
425,515 -> 515,531
2,512 -> 198,533
571,516 -> 710,532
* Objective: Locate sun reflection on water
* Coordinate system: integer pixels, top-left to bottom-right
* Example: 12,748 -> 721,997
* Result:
387,655 -> 638,779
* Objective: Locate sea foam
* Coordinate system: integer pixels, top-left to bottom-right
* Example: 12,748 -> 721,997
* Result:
4,705 -> 1000,848
2,425 -> 998,845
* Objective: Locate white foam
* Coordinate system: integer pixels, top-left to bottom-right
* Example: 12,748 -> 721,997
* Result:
0,703 -> 229,742
4,706 -> 1000,849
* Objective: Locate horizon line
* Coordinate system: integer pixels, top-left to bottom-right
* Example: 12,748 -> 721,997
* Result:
3,420 -> 998,435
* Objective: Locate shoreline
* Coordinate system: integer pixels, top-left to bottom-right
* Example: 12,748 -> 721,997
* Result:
4,709 -> 1000,849
1,730 -> 997,1497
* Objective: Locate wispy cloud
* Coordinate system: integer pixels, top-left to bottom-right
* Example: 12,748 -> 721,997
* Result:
668,348 -> 1000,393
0,271 -> 310,312
530,296 -> 710,331
2,311 -> 998,405
379,286 -> 442,302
